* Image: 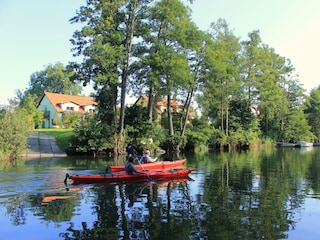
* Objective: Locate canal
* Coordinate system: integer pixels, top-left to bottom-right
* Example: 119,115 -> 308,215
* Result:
1,147 -> 320,239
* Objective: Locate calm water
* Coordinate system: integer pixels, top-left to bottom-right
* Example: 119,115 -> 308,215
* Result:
1,147 -> 320,240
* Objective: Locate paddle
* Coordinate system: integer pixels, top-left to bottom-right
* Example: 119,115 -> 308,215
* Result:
64,173 -> 70,185
137,157 -> 151,180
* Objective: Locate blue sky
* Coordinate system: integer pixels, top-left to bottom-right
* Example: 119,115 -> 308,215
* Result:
1,0 -> 319,105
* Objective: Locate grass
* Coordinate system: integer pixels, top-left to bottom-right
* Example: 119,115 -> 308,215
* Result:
35,128 -> 74,151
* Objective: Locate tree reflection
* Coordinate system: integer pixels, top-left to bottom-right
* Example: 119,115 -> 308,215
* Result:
5,197 -> 27,226
2,148 -> 320,239
192,150 -> 305,239
57,178 -> 194,240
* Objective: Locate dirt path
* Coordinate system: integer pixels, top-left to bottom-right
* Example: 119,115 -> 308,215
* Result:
24,131 -> 67,158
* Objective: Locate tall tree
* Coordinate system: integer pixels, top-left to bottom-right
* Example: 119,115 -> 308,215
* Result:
199,19 -> 241,136
255,45 -> 287,137
239,30 -> 262,106
239,31 -> 296,138
305,87 -> 320,141
139,0 -> 198,139
70,0 -> 151,154
282,108 -> 312,142
28,62 -> 82,97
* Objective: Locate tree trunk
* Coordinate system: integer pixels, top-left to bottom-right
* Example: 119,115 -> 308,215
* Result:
117,2 -> 137,156
180,88 -> 194,137
119,2 -> 136,135
167,94 -> 174,136
221,107 -> 224,133
147,87 -> 154,122
226,106 -> 229,136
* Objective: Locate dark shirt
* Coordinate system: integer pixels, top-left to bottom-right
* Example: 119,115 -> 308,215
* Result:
127,144 -> 139,158
127,144 -> 133,153
125,161 -> 138,174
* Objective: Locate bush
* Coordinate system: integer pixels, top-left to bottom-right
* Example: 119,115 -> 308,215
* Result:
160,134 -> 184,151
184,129 -> 210,150
70,115 -> 115,156
62,112 -> 80,128
0,110 -> 29,161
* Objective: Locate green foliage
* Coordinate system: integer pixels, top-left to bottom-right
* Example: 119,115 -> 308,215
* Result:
228,129 -> 247,147
282,109 -> 313,142
160,112 -> 181,132
185,129 -> 210,150
124,104 -> 164,151
70,115 -> 115,156
200,19 -> 241,132
28,62 -> 82,97
52,112 -> 63,128
305,87 -> 320,141
62,112 -> 80,129
1,0 -> 314,156
160,133 -> 184,151
131,0 -> 202,138
229,99 -> 256,131
11,63 -> 83,109
65,0 -> 309,152
18,93 -> 44,130
3,0 -> 317,156
125,105 -> 151,136
0,110 -> 28,160
182,117 -> 213,150
260,137 -> 274,147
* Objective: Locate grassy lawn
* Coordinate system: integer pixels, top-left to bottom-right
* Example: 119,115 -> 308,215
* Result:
35,129 -> 74,151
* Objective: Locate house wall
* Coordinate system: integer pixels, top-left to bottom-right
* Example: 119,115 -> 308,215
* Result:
37,96 -> 57,128
60,102 -> 79,112
37,95 -> 97,128
83,105 -> 95,112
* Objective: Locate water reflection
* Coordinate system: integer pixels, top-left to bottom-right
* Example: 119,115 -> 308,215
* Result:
1,149 -> 320,239
59,178 -> 194,240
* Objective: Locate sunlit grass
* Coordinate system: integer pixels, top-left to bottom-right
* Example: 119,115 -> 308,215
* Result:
34,129 -> 74,151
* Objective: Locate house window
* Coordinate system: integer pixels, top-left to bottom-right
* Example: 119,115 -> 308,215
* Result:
66,106 -> 74,111
43,110 -> 50,118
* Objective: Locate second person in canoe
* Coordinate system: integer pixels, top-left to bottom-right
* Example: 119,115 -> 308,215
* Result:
140,150 -> 157,163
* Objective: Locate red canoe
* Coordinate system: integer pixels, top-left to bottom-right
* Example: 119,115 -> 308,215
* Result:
65,168 -> 195,184
110,159 -> 186,172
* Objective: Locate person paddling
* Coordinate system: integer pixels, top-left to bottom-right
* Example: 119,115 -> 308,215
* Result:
126,143 -> 139,158
125,155 -> 140,174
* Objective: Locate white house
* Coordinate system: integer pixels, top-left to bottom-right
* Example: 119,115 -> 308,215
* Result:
37,92 -> 97,128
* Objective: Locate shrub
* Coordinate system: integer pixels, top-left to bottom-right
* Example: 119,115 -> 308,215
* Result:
70,114 -> 115,156
185,129 -> 210,150
0,110 -> 28,161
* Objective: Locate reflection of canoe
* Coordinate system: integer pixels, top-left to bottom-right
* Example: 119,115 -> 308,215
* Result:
125,177 -> 193,207
110,159 -> 186,172
41,195 -> 75,204
276,142 -> 297,147
65,168 -> 195,184
296,141 -> 313,147
298,147 -> 314,154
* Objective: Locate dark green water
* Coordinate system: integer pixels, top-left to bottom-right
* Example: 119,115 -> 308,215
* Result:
1,147 -> 320,240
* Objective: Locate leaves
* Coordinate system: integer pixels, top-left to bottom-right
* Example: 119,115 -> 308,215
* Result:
0,110 -> 28,160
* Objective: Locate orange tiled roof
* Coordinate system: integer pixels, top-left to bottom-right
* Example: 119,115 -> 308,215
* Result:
135,94 -> 180,107
40,92 -> 96,113
156,98 -> 179,107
